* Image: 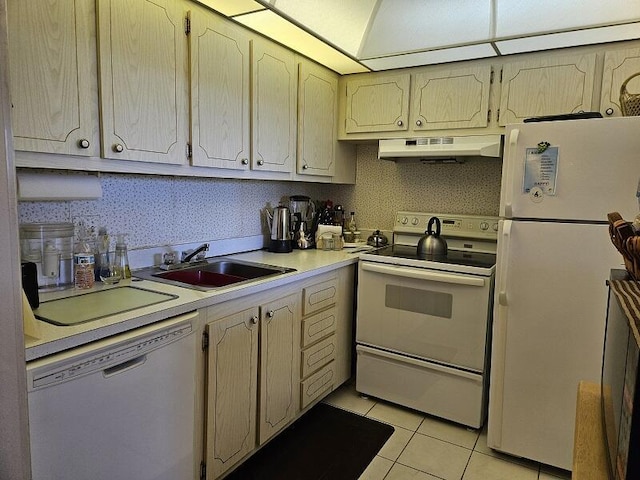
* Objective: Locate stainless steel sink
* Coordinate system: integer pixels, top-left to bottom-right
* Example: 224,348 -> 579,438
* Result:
133,258 -> 296,291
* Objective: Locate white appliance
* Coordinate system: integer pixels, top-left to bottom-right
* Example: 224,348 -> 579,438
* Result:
378,135 -> 502,162
488,116 -> 640,470
27,311 -> 198,480
357,212 -> 497,428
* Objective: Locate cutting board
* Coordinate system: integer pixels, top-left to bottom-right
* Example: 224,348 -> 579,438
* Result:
34,286 -> 178,326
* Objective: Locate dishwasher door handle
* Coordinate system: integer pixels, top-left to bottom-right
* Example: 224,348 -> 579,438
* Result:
103,354 -> 147,378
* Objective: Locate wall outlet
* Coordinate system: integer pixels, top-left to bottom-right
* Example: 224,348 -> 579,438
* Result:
72,215 -> 100,240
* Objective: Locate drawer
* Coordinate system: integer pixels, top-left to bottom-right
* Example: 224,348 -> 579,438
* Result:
301,334 -> 336,378
302,277 -> 338,316
300,360 -> 335,409
301,307 -> 336,348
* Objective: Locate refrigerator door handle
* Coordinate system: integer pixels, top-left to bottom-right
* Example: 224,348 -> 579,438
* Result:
502,128 -> 519,219
488,219 -> 512,449
497,220 -> 511,307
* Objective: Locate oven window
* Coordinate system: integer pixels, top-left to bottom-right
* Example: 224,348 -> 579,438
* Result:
385,285 -> 453,318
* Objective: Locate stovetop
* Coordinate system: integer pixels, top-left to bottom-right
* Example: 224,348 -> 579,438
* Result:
359,212 -> 498,276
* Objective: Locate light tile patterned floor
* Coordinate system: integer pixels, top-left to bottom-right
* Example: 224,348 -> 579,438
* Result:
323,382 -> 572,480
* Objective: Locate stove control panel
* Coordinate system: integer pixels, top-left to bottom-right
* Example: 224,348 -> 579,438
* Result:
395,212 -> 499,240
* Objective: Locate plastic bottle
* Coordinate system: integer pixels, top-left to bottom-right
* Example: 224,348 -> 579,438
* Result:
74,225 -> 95,289
114,234 -> 131,279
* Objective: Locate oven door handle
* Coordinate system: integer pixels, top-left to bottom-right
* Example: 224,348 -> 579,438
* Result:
361,263 -> 486,287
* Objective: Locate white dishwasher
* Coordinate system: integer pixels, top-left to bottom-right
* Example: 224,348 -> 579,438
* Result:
26,311 -> 198,480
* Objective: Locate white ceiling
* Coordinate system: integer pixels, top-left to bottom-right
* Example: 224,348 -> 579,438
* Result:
195,0 -> 640,74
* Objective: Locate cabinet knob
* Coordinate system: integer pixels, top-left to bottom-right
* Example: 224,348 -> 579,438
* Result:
605,108 -> 614,116
266,310 -> 274,318
241,158 -> 249,165
415,119 -> 423,126
112,143 -> 124,153
302,164 -> 309,170
77,139 -> 90,149
257,159 -> 264,166
396,120 -> 403,127
250,315 -> 258,324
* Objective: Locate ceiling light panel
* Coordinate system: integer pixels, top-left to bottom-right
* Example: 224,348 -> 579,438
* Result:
360,0 -> 492,58
192,0 -> 266,16
495,0 -> 640,37
496,23 -> 640,55
234,10 -> 369,74
363,44 -> 497,71
270,0 -> 377,56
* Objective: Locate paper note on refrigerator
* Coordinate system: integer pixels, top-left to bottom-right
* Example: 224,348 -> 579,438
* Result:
523,146 -> 558,195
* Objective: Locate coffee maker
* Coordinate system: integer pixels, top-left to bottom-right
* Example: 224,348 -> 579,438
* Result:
289,196 -> 315,249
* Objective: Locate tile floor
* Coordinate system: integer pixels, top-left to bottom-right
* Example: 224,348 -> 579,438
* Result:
323,382 -> 572,480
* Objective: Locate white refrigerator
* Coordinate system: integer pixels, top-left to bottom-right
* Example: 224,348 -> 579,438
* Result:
487,116 -> 640,470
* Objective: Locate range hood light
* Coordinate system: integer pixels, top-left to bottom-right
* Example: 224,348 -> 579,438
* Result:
378,135 -> 503,162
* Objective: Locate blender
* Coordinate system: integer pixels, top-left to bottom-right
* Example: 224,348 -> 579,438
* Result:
289,196 -> 315,249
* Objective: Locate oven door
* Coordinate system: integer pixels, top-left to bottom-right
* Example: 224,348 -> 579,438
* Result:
356,261 -> 493,371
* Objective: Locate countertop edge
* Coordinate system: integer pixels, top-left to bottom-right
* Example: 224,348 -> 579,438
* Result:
25,250 -> 359,361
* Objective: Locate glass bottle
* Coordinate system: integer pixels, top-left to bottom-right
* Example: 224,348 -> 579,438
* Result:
348,212 -> 357,233
114,234 -> 131,279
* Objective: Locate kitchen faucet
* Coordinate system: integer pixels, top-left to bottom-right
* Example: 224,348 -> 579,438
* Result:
181,243 -> 209,263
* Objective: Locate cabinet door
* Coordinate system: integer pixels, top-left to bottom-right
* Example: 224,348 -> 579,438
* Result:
411,65 -> 491,130
206,306 -> 259,479
252,38 -> 296,173
499,53 -> 596,125
297,61 -> 337,177
344,73 -> 410,133
600,47 -> 640,117
8,0 -> 99,156
258,292 -> 299,444
189,8 -> 251,169
97,0 -> 187,164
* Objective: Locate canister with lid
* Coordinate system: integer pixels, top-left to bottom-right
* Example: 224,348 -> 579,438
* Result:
19,222 -> 74,289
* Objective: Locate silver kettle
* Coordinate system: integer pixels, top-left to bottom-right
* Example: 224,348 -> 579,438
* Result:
417,216 -> 448,258
266,205 -> 293,253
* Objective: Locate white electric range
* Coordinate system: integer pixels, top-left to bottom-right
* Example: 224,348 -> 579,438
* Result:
356,212 -> 497,428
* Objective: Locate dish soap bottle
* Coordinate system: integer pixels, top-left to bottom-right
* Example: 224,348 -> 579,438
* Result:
114,234 -> 131,279
74,224 -> 95,289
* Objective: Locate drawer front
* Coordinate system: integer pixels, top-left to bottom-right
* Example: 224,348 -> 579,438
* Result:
302,277 -> 338,316
301,307 -> 336,348
300,361 -> 335,409
301,334 -> 336,378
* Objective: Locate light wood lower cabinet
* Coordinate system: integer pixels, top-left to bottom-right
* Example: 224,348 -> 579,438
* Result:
204,291 -> 299,479
201,265 -> 355,479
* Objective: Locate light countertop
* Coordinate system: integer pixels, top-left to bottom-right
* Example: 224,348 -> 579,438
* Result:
25,248 -> 361,361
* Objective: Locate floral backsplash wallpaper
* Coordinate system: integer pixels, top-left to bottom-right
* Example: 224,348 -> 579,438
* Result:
18,144 -> 502,251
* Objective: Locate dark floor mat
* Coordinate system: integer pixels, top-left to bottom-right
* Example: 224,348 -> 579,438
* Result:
225,402 -> 394,480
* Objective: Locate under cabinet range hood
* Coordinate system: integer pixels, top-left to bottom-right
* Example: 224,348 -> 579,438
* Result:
378,135 -> 503,163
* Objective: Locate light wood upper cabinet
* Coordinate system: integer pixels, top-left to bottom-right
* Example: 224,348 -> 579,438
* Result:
297,61 -> 337,177
344,73 -> 410,133
252,38 -> 297,173
498,53 -> 597,125
8,0 -> 100,156
206,306 -> 259,479
411,65 -> 491,130
189,8 -> 251,170
97,0 -> 188,164
600,47 -> 640,117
